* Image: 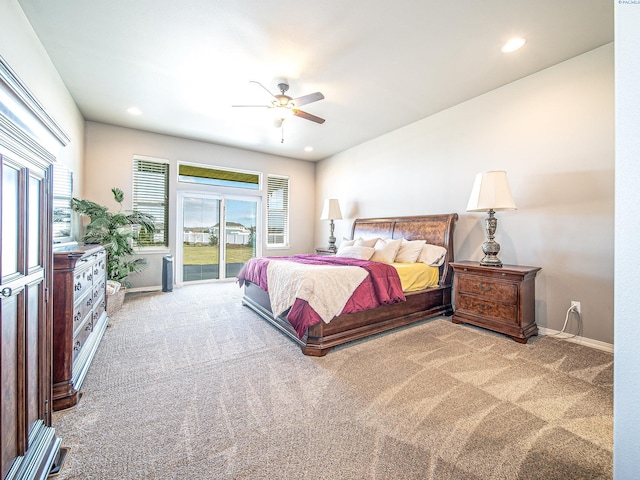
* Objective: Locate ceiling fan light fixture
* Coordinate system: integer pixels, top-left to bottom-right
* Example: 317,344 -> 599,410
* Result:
271,105 -> 293,121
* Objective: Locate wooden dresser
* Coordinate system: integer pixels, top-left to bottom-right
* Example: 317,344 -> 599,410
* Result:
451,261 -> 541,343
52,244 -> 109,410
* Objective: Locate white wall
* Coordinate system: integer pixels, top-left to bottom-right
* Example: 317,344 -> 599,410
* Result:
316,44 -> 614,345
1,0 -> 85,210
614,3 -> 640,476
82,122 -> 315,288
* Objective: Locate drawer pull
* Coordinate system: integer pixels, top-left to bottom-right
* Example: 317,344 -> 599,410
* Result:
86,298 -> 93,307
87,273 -> 93,282
86,321 -> 93,332
477,302 -> 493,312
74,282 -> 82,291
74,311 -> 81,322
0,287 -> 12,297
73,341 -> 81,351
479,284 -> 493,293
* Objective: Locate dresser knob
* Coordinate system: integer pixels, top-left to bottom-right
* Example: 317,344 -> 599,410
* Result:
74,282 -> 82,291
480,284 -> 493,293
73,341 -> 81,351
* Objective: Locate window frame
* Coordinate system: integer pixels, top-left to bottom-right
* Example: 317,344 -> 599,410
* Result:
266,174 -> 290,249
132,155 -> 170,248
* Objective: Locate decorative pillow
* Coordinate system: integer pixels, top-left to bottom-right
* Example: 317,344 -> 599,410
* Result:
354,237 -> 379,248
340,238 -> 356,248
418,244 -> 447,266
370,238 -> 403,264
395,239 -> 426,263
336,245 -> 375,260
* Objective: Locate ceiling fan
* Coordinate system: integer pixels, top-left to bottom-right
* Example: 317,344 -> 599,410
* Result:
233,81 -> 325,142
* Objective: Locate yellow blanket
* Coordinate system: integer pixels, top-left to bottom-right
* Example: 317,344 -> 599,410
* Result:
392,262 -> 440,292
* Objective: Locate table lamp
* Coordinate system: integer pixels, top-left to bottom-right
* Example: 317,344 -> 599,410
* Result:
320,199 -> 342,252
466,171 -> 516,267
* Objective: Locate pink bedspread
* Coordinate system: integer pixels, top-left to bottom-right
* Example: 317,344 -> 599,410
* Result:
237,254 -> 405,338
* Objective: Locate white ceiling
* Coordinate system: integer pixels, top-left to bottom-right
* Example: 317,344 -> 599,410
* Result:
18,0 -> 613,161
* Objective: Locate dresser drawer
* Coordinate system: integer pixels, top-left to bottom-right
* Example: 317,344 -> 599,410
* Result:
72,267 -> 93,302
92,252 -> 106,283
456,294 -> 518,324
92,282 -> 104,305
458,275 -> 517,303
72,292 -> 93,331
93,296 -> 106,322
72,318 -> 94,362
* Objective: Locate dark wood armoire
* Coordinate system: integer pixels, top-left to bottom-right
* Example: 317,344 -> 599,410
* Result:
1,57 -> 69,479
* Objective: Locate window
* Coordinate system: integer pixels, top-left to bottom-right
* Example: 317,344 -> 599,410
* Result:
266,175 -> 289,248
178,163 -> 260,190
52,164 -> 73,244
133,156 -> 169,246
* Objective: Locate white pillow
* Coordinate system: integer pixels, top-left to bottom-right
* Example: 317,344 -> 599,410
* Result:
354,237 -> 379,248
340,238 -> 356,247
418,244 -> 447,266
395,239 -> 426,263
336,245 -> 375,260
370,238 -> 402,264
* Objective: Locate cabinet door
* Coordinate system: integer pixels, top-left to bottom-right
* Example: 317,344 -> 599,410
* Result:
1,155 -> 54,479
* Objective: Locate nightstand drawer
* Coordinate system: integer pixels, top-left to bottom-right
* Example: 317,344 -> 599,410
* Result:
456,294 -> 518,324
458,276 -> 517,303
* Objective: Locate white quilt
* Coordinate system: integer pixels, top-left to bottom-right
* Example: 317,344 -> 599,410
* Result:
266,260 -> 368,323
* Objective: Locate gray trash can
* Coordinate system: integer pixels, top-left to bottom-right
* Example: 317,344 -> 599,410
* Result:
162,255 -> 174,292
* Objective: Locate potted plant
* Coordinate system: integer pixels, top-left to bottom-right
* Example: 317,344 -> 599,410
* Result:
72,187 -> 155,315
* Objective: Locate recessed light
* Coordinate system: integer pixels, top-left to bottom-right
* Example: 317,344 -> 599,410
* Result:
501,37 -> 526,53
304,146 -> 313,152
127,106 -> 142,116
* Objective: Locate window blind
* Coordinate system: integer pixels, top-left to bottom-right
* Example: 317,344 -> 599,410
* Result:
266,175 -> 289,247
133,158 -> 169,246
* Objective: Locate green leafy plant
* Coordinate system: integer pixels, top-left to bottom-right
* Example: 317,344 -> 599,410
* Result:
72,187 -> 156,287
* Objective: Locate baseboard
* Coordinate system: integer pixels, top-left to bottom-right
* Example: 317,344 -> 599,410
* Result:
537,327 -> 613,353
126,285 -> 163,293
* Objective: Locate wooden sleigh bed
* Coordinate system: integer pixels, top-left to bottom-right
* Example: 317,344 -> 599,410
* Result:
241,213 -> 458,356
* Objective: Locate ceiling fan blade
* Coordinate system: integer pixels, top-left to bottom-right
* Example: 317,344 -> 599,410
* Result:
249,80 -> 277,99
293,109 -> 325,124
292,92 -> 324,107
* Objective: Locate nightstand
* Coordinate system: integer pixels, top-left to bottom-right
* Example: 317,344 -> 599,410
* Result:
315,247 -> 336,255
450,261 -> 541,343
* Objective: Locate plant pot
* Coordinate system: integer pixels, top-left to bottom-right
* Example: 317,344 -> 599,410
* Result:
106,281 -> 126,316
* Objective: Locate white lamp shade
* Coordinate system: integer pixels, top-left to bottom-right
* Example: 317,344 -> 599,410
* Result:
466,171 -> 517,212
320,198 -> 343,220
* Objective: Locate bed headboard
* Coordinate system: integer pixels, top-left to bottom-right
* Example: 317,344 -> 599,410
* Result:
350,213 -> 458,286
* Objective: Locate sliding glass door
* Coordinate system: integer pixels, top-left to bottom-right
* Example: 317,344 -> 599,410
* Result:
179,192 -> 258,282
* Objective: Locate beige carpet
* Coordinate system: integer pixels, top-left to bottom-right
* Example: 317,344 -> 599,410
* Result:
52,282 -> 612,479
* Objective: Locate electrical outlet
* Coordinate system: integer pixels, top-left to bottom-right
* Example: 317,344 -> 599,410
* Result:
571,301 -> 581,314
